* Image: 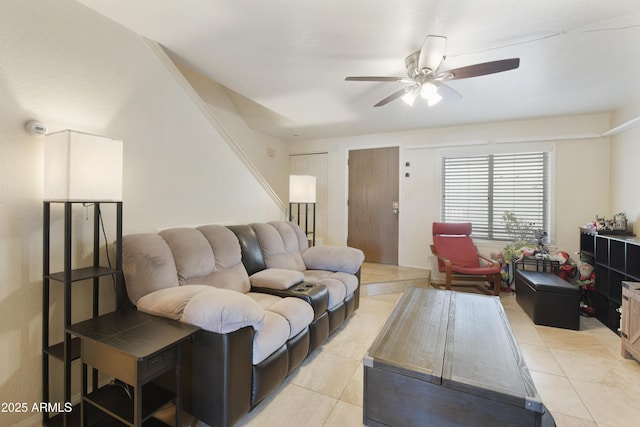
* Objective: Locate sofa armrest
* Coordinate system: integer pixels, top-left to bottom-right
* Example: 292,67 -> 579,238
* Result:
302,245 -> 365,274
137,284 -> 265,334
249,268 -> 304,290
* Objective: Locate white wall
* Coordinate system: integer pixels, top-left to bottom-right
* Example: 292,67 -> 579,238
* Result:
610,100 -> 640,234
291,114 -> 611,268
176,63 -> 290,202
0,1 -> 283,425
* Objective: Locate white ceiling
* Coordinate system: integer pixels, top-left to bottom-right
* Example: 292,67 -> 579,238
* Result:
77,0 -> 640,141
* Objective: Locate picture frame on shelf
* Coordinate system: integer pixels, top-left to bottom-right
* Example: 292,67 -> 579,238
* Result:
613,212 -> 628,231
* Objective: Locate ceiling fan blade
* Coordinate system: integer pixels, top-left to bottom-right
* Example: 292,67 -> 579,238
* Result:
374,87 -> 410,107
418,35 -> 447,73
445,58 -> 520,80
345,76 -> 409,82
435,82 -> 462,102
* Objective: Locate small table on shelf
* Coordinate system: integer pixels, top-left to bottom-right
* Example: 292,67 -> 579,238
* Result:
67,309 -> 199,427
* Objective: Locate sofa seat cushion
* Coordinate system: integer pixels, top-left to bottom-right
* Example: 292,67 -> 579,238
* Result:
253,311 -> 291,364
250,268 -> 304,290
302,246 -> 365,275
303,270 -> 359,309
247,292 -> 313,339
267,298 -> 314,339
137,285 -> 265,334
248,292 -> 283,309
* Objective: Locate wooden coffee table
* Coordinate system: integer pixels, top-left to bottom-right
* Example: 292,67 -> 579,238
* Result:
363,287 -> 554,426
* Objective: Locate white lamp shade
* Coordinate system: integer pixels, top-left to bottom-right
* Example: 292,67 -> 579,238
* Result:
44,130 -> 123,201
289,175 -> 316,203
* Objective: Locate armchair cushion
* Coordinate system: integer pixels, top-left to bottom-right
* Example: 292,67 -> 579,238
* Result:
250,269 -> 304,290
137,285 -> 265,334
433,235 -> 480,271
302,246 -> 365,275
431,222 -> 502,296
451,265 -> 500,275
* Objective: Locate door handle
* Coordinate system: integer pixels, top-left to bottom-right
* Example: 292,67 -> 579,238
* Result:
392,201 -> 399,215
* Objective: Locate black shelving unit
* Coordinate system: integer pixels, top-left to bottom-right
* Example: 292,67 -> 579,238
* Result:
42,201 -> 123,426
579,227 -> 639,333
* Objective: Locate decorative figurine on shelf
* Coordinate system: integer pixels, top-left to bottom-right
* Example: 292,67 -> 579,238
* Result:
594,213 -> 628,232
577,259 -> 596,316
613,212 -> 628,231
533,228 -> 548,255
596,215 -> 614,231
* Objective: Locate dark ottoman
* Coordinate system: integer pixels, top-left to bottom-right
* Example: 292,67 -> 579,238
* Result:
515,270 -> 580,330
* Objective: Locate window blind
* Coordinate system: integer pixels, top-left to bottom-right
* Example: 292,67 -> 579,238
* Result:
441,151 -> 549,240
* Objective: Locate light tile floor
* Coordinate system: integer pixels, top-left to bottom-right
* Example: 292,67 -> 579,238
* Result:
183,263 -> 640,427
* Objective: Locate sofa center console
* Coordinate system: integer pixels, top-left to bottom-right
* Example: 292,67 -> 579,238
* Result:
254,282 -> 329,320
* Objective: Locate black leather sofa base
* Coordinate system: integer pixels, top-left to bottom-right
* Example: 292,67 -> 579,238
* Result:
515,269 -> 580,330
188,327 -> 253,427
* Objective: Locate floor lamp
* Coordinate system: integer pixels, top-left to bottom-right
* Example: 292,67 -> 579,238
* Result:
289,175 -> 316,246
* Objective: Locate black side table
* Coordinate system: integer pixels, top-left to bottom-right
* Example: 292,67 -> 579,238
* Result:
67,309 -> 199,426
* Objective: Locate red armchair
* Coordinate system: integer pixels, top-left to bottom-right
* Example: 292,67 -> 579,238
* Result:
430,222 -> 501,296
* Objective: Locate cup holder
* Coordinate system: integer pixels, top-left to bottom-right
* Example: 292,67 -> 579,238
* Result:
293,283 -> 315,293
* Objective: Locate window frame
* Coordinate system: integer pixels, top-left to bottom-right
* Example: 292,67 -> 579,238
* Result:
438,142 -> 555,244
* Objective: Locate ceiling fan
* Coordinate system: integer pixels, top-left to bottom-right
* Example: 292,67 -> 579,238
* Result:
345,35 -> 520,107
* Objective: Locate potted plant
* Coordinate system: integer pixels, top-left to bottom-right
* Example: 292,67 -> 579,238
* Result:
502,211 -> 538,261
500,212 -> 540,286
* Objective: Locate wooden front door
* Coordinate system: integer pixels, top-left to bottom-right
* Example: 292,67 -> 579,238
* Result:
347,147 -> 399,264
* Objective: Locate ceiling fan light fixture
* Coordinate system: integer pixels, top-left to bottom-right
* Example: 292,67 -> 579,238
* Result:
402,87 -> 419,106
420,82 -> 442,106
426,92 -> 443,107
420,81 -> 437,98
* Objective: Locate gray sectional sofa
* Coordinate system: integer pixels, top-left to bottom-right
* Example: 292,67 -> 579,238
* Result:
121,221 -> 364,427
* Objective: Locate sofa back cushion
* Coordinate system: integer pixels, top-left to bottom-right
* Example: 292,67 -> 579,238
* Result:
227,224 -> 267,275
122,233 -> 180,305
251,222 -> 307,271
159,225 -> 251,293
